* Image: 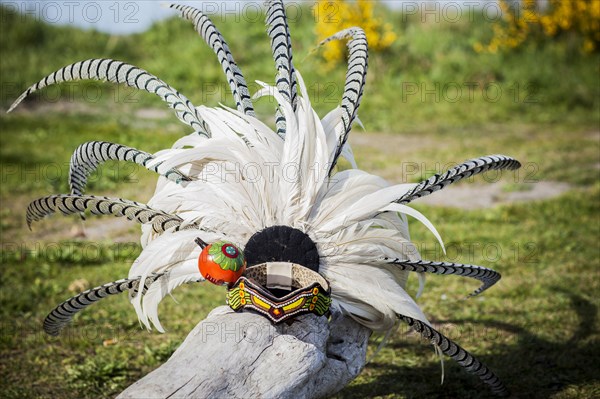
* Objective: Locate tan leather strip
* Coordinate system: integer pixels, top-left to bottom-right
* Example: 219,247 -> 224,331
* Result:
243,262 -> 329,291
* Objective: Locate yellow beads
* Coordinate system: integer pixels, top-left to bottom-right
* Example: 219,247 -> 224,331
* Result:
239,282 -> 246,305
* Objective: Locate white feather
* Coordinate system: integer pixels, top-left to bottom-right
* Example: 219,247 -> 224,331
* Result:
322,262 -> 430,331
142,262 -> 202,332
318,183 -> 417,232
380,203 -> 446,254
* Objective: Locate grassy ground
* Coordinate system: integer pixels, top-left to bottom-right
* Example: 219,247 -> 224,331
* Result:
1,4 -> 599,399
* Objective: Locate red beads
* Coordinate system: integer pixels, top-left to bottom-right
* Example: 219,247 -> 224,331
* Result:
198,240 -> 246,286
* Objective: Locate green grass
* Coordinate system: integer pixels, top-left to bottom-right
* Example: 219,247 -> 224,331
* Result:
0,4 -> 599,399
341,186 -> 600,399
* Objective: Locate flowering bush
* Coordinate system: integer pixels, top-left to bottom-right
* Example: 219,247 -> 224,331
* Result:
476,0 -> 600,53
314,0 -> 396,63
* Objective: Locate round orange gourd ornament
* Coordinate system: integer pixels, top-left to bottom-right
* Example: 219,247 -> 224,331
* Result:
198,240 -> 246,286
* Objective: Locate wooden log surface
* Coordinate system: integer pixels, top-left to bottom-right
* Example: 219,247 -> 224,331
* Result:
118,306 -> 371,398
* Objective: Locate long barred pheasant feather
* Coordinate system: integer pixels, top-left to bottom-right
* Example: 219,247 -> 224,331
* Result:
265,0 -> 298,136
43,272 -> 166,336
319,27 -> 368,173
26,194 -> 190,233
9,1 -> 520,396
69,141 -> 192,196
170,4 -> 255,116
395,154 -> 521,204
8,59 -> 210,135
382,259 -> 502,297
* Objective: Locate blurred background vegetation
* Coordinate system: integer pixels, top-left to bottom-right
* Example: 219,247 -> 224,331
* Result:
0,1 -> 598,398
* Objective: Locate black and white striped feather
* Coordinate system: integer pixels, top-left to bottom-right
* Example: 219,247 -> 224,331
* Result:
398,314 -> 509,397
383,259 -> 501,297
69,141 -> 192,196
170,4 -> 254,116
395,155 -> 522,204
319,28 -> 368,174
7,58 -> 209,135
43,273 -> 165,336
265,0 -> 298,137
26,195 -> 189,233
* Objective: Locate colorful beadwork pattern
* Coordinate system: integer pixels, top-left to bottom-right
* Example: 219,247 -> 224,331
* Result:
227,276 -> 331,323
208,241 -> 245,271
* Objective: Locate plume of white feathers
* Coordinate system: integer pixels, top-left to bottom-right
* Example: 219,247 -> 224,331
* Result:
132,73 -> 441,332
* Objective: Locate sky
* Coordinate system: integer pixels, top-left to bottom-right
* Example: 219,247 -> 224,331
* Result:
0,1 -> 500,34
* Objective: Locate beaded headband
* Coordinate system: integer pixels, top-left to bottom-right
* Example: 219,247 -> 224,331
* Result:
226,262 -> 331,323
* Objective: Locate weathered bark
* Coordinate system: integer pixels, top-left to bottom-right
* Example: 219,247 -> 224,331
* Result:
118,306 -> 371,398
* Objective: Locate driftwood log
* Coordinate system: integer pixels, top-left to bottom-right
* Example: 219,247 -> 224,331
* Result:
118,306 -> 371,398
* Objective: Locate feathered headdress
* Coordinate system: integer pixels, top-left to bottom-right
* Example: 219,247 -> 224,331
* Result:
10,2 -> 520,396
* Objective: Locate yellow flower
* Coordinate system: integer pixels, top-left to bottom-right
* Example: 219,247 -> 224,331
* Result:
314,0 -> 396,63
483,0 -> 599,53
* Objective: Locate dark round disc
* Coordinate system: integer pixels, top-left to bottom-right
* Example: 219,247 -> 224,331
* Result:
243,225 -> 320,272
